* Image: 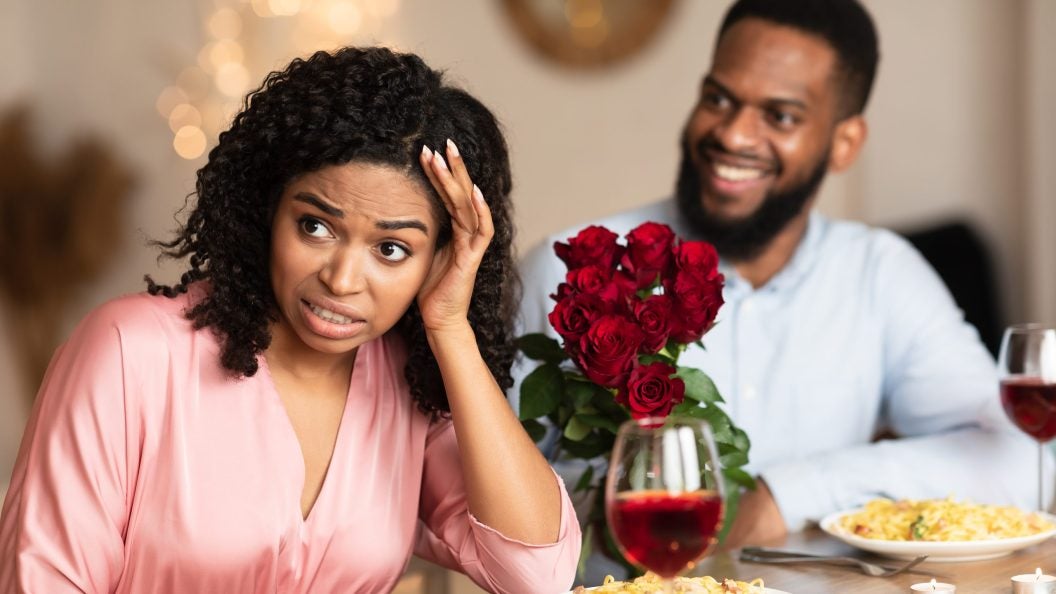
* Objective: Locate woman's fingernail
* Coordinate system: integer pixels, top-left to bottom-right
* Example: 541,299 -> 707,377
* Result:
422,145 -> 432,159
446,138 -> 459,157
434,152 -> 448,170
473,184 -> 484,202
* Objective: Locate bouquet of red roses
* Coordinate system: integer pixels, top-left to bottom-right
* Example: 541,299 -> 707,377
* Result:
517,222 -> 754,574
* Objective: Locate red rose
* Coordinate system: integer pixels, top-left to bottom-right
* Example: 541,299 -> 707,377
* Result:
567,265 -> 620,302
554,226 -> 623,271
575,315 -> 643,389
623,362 -> 685,419
621,222 -> 676,289
633,295 -> 673,354
548,292 -> 607,346
671,240 -> 721,281
669,270 -> 724,343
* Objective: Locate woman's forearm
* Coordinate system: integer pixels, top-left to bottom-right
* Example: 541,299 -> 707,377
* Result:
427,323 -> 562,544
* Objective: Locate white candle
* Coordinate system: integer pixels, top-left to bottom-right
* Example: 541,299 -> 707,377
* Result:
910,578 -> 956,592
1011,568 -> 1056,594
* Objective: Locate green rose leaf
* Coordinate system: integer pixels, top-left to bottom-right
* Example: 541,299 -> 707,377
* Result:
574,464 -> 595,493
576,413 -> 623,435
520,419 -> 548,443
677,367 -> 722,404
518,363 -> 565,420
719,450 -> 749,469
566,380 -> 598,410
561,432 -> 614,459
639,353 -> 676,366
516,333 -> 569,364
732,427 -> 751,451
722,467 -> 757,489
564,414 -> 592,441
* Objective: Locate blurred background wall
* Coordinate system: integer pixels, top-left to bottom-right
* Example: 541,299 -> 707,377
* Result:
0,1 -> 1053,589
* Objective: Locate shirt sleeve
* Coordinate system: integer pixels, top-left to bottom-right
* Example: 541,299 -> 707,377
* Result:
413,420 -> 581,594
0,300 -> 138,593
761,233 -> 1048,530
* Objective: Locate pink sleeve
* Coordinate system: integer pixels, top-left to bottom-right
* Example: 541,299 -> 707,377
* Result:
0,300 -> 139,593
413,420 -> 581,594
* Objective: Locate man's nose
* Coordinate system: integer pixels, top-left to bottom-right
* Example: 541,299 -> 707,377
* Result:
712,106 -> 764,155
319,249 -> 367,296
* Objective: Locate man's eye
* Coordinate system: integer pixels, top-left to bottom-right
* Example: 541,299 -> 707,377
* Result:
299,217 -> 331,238
702,91 -> 729,109
378,242 -> 410,262
769,110 -> 798,128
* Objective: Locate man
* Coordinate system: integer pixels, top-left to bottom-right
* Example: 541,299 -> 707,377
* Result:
516,0 -> 1047,557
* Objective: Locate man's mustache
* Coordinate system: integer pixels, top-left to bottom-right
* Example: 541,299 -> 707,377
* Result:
693,136 -> 779,174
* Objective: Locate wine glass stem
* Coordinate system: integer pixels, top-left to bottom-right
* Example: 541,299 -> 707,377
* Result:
662,578 -> 674,594
1040,442 -> 1046,512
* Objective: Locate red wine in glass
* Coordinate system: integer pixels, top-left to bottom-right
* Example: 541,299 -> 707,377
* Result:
610,490 -> 724,578
1001,378 -> 1056,441
606,417 -> 726,590
998,324 -> 1056,511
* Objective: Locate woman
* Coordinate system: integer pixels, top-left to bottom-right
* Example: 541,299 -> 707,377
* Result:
0,47 -> 580,593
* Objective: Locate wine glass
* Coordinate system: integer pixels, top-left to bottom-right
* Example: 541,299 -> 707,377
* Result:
605,417 -> 725,590
998,324 -> 1056,512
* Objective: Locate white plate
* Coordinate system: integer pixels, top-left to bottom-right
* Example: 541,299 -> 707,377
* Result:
820,509 -> 1056,562
566,583 -> 789,587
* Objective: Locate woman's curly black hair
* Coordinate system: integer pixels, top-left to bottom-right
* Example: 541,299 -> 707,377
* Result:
147,46 -> 518,418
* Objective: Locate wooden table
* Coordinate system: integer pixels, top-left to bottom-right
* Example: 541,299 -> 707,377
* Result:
693,529 -> 1055,593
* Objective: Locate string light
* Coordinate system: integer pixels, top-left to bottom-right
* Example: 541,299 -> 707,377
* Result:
159,0 -> 400,159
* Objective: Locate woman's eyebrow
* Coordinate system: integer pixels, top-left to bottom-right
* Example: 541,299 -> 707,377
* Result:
293,192 -> 344,218
376,219 -> 429,235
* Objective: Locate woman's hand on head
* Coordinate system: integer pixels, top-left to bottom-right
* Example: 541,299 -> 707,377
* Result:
416,139 -> 494,335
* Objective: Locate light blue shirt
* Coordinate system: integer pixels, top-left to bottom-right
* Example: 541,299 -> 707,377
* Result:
516,198 -> 1049,532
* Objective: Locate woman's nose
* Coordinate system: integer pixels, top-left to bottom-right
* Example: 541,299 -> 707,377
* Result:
318,249 -> 367,296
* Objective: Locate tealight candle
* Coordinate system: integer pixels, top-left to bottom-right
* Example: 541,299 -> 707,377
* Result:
910,578 -> 956,592
1011,568 -> 1056,594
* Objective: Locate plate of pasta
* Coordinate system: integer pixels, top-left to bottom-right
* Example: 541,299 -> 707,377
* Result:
567,573 -> 789,593
820,497 -> 1056,562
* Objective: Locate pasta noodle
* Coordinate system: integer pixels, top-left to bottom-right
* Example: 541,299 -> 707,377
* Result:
573,572 -> 766,593
836,497 -> 1054,541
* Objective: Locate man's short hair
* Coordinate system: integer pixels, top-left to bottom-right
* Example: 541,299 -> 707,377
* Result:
718,0 -> 880,118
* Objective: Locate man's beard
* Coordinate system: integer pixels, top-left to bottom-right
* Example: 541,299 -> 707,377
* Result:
676,137 -> 828,262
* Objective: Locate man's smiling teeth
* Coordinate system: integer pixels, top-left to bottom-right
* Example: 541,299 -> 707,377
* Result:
713,163 -> 766,181
309,304 -> 355,325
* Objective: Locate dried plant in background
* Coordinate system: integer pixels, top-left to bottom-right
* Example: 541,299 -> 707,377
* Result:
0,106 -> 134,406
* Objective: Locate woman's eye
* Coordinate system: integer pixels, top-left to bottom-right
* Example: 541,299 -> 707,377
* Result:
299,217 -> 331,239
378,242 -> 410,262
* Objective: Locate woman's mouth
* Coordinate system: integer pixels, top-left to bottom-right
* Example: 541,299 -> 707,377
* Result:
308,303 -> 356,325
300,299 -> 366,340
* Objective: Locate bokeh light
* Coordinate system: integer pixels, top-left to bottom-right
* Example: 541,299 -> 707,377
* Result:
155,85 -> 189,118
173,126 -> 208,160
208,8 -> 243,39
167,104 -> 202,133
328,1 -> 362,35
215,62 -> 252,97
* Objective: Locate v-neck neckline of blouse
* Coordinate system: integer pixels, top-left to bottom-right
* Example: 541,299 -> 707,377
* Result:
258,344 -> 365,526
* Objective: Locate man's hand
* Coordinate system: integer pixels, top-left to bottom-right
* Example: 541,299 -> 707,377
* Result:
722,479 -> 788,549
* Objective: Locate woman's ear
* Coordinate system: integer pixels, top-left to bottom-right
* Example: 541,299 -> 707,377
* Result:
828,115 -> 868,173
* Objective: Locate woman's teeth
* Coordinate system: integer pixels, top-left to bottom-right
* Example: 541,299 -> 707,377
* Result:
309,304 -> 355,325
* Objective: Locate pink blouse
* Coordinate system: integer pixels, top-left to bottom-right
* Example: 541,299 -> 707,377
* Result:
0,289 -> 579,593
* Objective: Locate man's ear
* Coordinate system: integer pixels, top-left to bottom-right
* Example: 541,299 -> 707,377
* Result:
828,115 -> 868,173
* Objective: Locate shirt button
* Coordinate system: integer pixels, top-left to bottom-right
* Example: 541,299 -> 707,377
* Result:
741,299 -> 754,314
743,385 -> 757,401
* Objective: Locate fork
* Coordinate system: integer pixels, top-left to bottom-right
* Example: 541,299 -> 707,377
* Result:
739,546 -> 931,577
